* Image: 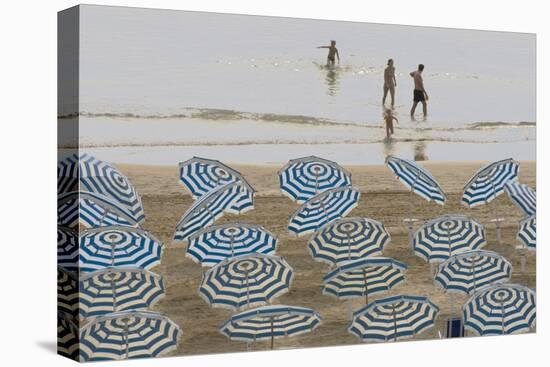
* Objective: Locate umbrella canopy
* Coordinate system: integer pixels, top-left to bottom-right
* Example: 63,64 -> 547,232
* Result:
435,250 -> 512,295
517,214 -> 536,250
58,153 -> 145,222
179,157 -> 255,213
187,222 -> 278,267
220,305 -> 322,348
58,266 -> 79,317
57,154 -> 79,194
58,191 -> 139,229
348,294 -> 440,342
323,257 -> 407,303
80,310 -> 182,361
504,181 -> 536,216
461,158 -> 519,208
308,217 -> 390,265
173,181 -> 249,241
79,267 -> 165,319
278,156 -> 352,203
463,283 -> 536,335
58,311 -> 80,361
58,226 -> 79,272
385,155 -> 446,204
80,226 -> 163,272
199,254 -> 293,310
288,186 -> 360,237
413,214 -> 487,263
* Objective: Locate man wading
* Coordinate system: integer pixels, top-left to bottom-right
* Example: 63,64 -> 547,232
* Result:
410,64 -> 429,119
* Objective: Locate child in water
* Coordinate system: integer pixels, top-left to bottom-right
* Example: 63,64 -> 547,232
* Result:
383,108 -> 398,139
317,40 -> 340,66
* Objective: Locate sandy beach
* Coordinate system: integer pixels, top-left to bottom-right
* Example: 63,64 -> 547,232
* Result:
116,160 -> 536,356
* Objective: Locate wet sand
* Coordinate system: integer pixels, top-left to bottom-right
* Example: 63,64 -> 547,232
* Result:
117,161 -> 536,356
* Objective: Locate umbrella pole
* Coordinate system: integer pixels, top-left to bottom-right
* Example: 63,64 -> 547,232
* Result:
270,317 -> 274,350
111,276 -> 117,312
491,182 -> 502,243
123,320 -> 129,360
392,305 -> 397,342
245,270 -> 250,308
347,234 -> 351,261
500,297 -> 505,335
363,269 -> 369,305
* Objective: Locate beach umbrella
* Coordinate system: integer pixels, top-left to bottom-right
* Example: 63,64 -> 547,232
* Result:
58,226 -> 79,271
173,181 -> 249,241
80,226 -> 163,272
57,154 -> 79,194
323,257 -> 407,304
199,254 -> 293,310
385,155 -> 447,205
385,155 -> 446,244
80,310 -> 182,361
413,214 -> 487,263
58,266 -> 79,317
435,250 -> 512,295
348,294 -> 440,342
307,217 -> 390,265
278,156 -> 352,203
288,186 -> 360,237
58,153 -> 145,223
517,214 -> 536,250
504,181 -> 536,216
79,267 -> 165,319
463,283 -> 536,336
220,305 -> 322,349
57,311 -> 79,361
179,157 -> 255,213
461,159 -> 519,242
58,191 -> 139,229
187,222 -> 278,267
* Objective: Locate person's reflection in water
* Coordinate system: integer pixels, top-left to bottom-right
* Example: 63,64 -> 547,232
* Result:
382,135 -> 397,157
413,141 -> 428,161
325,67 -> 340,96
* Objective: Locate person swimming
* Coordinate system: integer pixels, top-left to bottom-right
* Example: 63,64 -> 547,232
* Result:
317,40 -> 340,66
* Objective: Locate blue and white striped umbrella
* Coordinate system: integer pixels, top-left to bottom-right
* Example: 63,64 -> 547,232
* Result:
385,155 -> 446,204
199,254 -> 293,310
413,214 -> 487,263
323,257 -> 407,303
58,311 -> 79,360
58,153 -> 145,222
288,186 -> 360,237
79,267 -> 165,319
57,154 -> 79,194
517,214 -> 536,250
58,191 -> 139,229
187,222 -> 278,267
463,283 -> 536,336
308,217 -> 390,265
504,181 -> 536,216
80,310 -> 182,361
58,226 -> 79,271
348,294 -> 440,342
461,158 -> 519,208
220,305 -> 322,349
58,266 -> 79,317
80,226 -> 163,272
278,156 -> 352,203
179,157 -> 255,213
173,181 -> 248,241
435,250 -> 512,295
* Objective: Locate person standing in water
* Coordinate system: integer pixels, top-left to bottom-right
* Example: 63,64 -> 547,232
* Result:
383,59 -> 397,107
383,108 -> 399,139
410,64 -> 429,119
317,40 -> 340,66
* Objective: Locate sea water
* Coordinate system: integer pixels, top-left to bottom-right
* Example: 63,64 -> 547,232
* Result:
67,5 -> 536,164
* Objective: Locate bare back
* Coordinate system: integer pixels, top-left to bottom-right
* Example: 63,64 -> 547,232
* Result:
411,71 -> 424,91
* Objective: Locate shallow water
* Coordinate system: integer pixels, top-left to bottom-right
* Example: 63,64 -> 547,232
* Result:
72,5 -> 536,164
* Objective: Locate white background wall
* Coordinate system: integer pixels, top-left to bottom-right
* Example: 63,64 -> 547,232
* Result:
0,1 -> 546,366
